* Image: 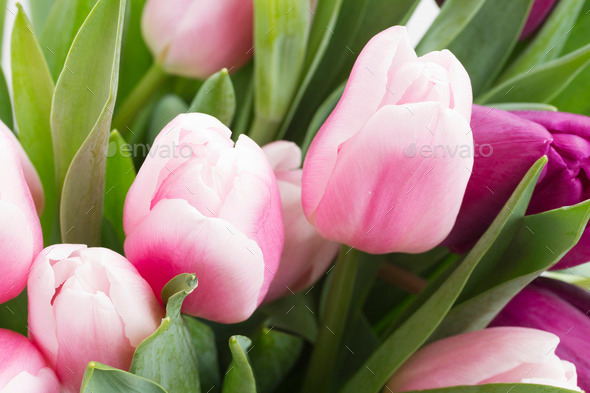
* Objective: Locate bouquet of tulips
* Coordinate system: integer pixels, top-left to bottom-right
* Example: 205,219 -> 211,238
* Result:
2,0 -> 590,391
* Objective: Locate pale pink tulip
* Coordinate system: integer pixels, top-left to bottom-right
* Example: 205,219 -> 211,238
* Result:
387,327 -> 581,392
142,0 -> 253,79
0,329 -> 59,393
262,141 -> 339,302
0,124 -> 43,303
302,26 -> 473,254
27,245 -> 164,393
124,113 -> 283,323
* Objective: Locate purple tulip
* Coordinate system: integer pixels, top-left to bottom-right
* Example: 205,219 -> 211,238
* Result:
490,277 -> 590,391
443,106 -> 590,270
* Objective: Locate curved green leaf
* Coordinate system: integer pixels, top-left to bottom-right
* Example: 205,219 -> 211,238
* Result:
223,336 -> 256,393
54,0 -> 126,245
341,157 -> 547,393
11,6 -> 58,244
81,362 -> 167,393
147,94 -> 188,144
185,317 -> 221,393
0,71 -> 12,129
29,0 -> 55,33
131,274 -> 200,393
189,69 -> 236,127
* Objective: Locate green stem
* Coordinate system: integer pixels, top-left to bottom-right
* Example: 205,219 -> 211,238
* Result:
302,246 -> 361,393
247,114 -> 281,145
112,62 -> 169,135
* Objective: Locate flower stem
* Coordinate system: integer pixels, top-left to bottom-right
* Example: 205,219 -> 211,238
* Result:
247,114 -> 281,145
112,62 -> 169,136
302,245 -> 361,393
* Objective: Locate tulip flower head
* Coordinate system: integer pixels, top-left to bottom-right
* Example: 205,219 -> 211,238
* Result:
302,26 -> 473,254
262,141 -> 339,302
124,113 -> 284,323
27,245 -> 164,393
0,329 -> 59,393
386,327 -> 581,392
0,122 -> 43,304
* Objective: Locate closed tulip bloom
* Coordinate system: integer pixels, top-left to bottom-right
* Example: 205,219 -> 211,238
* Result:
124,114 -> 283,323
386,327 -> 580,392
302,26 -> 473,254
0,329 -> 59,393
262,141 -> 339,302
142,0 -> 253,79
27,245 -> 164,393
0,124 -> 43,304
444,107 -> 590,269
491,278 -> 590,391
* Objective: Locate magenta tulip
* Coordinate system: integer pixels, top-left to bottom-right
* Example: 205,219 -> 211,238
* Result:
142,0 -> 253,79
0,123 -> 43,304
124,113 -> 283,323
302,26 -> 473,254
444,106 -> 590,269
0,329 -> 59,393
521,0 -> 559,38
262,141 -> 339,302
386,327 -> 580,392
491,278 -> 590,391
27,245 -> 164,393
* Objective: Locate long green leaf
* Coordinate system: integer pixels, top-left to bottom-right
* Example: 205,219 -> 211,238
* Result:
223,336 -> 257,393
53,0 -> 126,245
498,0 -> 585,82
29,0 -> 56,33
478,44 -> 590,104
189,69 -> 236,127
104,130 -> 135,245
0,0 -> 6,57
341,157 -> 547,393
0,71 -> 11,129
81,362 -> 167,393
11,6 -> 58,244
131,274 -> 200,393
405,385 -> 580,393
249,0 -> 308,144
41,0 -> 98,80
417,0 -> 533,96
185,317 -> 220,393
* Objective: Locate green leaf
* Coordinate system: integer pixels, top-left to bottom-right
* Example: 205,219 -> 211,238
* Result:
417,0 -> 533,96
147,94 -> 188,144
249,0 -> 308,144
184,317 -> 221,393
223,336 -> 256,393
117,0 -> 152,105
403,384 -> 580,393
498,0 -> 585,83
431,200 -> 590,340
41,0 -> 98,80
104,130 -> 135,244
491,102 -> 558,111
189,69 -> 236,127
478,44 -> 590,104
302,82 -> 344,156
550,65 -> 590,115
0,71 -> 12,129
280,0 -> 418,143
11,6 -> 58,244
29,0 -> 55,33
341,157 -> 547,393
53,0 -> 126,245
131,274 -> 200,393
81,362 -> 167,393
260,293 -> 318,343
250,328 -> 303,393
0,0 -> 6,58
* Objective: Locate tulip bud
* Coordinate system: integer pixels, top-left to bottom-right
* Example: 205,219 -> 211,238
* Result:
302,26 -> 473,255
0,329 -> 59,393
0,122 -> 43,304
491,278 -> 590,391
262,141 -> 339,302
444,107 -> 590,269
141,0 -> 254,79
386,327 -> 581,392
124,113 -> 284,323
27,245 -> 164,393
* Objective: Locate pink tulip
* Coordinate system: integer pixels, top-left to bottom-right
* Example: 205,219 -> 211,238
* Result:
27,245 -> 164,393
124,113 -> 283,323
302,26 -> 473,254
0,123 -> 43,304
387,327 -> 581,392
262,141 -> 339,302
142,0 -> 253,79
0,329 -> 59,393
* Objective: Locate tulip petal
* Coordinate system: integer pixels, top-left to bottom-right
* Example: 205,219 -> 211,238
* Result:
1,369 -> 60,393
0,330 -> 52,388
